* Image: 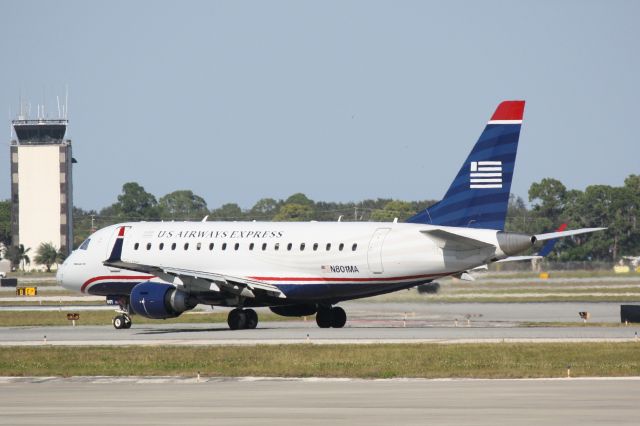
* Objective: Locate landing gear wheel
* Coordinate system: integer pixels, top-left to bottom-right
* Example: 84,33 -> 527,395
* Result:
330,307 -> 347,328
113,315 -> 125,329
227,308 -> 247,330
244,309 -> 258,329
315,307 -> 333,328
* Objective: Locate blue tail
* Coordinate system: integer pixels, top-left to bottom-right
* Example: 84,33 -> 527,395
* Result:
407,100 -> 525,230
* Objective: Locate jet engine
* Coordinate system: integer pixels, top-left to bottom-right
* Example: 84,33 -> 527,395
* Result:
130,281 -> 196,319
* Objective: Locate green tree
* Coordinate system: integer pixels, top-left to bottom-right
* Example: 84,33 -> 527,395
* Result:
528,178 -> 567,233
0,200 -> 10,247
158,190 -> 209,220
273,203 -> 314,221
102,182 -> 159,221
505,194 -> 530,233
34,242 -> 59,272
209,203 -> 244,221
370,200 -> 415,222
285,193 -> 314,207
5,244 -> 30,271
248,198 -> 280,220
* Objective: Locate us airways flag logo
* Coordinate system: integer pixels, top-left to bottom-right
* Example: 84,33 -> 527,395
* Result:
470,161 -> 502,189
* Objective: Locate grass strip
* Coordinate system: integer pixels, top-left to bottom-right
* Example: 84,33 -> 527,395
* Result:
1,343 -> 639,378
0,310 -> 294,327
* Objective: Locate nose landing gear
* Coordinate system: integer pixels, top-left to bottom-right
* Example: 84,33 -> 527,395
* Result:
110,296 -> 133,330
316,306 -> 347,328
113,314 -> 132,329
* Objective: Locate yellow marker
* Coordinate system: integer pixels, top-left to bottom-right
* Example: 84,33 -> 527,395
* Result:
539,272 -> 549,279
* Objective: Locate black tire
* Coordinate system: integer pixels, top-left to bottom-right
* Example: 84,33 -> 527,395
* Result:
227,309 -> 247,330
316,307 -> 333,328
330,307 -> 347,328
244,309 -> 258,329
113,315 -> 124,330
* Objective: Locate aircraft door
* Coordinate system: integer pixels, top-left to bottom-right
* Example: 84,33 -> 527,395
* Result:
367,228 -> 391,274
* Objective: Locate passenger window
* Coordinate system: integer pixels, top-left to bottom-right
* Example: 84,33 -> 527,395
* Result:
159,243 -> 164,250
313,243 -> 318,251
146,243 -> 152,250
222,243 -> 227,251
326,243 -> 331,251
234,243 -> 239,251
209,243 -> 214,250
287,243 -> 292,251
79,239 -> 91,250
184,243 -> 189,250
196,242 -> 202,250
262,243 -> 267,251
275,243 -> 280,251
171,243 -> 176,250
300,243 -> 305,251
352,243 -> 357,251
249,243 -> 255,251
339,243 -> 344,251
134,243 -> 139,250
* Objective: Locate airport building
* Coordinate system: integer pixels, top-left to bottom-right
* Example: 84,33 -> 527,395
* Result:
10,116 -> 74,268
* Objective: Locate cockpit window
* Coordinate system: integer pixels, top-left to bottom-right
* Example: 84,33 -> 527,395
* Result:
79,239 -> 91,250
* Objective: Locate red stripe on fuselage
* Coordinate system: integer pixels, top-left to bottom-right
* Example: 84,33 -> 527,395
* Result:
81,275 -> 155,293
249,272 -> 452,283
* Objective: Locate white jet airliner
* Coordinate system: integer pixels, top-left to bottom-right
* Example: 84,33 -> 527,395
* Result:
57,100 -> 604,330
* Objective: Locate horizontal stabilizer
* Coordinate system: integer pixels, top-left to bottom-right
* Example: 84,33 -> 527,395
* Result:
534,228 -> 606,242
496,255 -> 542,263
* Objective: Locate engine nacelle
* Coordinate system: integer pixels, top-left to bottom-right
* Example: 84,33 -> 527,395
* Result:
270,304 -> 317,317
130,281 -> 196,319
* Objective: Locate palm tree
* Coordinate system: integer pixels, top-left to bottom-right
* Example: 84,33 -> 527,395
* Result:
5,244 -> 30,271
35,242 -> 58,272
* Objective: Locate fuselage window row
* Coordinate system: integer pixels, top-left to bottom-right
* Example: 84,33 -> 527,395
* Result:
133,241 -> 358,253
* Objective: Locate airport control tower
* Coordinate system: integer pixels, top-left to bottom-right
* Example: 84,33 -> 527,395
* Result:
10,112 -> 74,265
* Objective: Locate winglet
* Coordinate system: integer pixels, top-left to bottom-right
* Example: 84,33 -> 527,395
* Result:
106,226 -> 127,262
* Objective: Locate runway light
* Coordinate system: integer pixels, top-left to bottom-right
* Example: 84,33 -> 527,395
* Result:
566,365 -> 571,378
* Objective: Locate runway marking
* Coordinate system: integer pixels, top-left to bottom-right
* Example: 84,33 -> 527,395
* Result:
1,376 -> 640,384
0,337 -> 638,346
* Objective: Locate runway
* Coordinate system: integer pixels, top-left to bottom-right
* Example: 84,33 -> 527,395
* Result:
0,302 -> 638,346
2,322 -> 639,346
1,376 -> 639,425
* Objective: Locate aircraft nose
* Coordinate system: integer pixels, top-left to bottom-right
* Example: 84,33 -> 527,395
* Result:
56,259 -> 66,286
56,253 -> 82,292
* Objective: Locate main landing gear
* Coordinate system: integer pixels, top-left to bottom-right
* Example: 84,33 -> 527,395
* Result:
227,308 -> 259,330
315,306 -> 347,328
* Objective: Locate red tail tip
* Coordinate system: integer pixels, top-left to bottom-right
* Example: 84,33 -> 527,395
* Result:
490,100 -> 525,121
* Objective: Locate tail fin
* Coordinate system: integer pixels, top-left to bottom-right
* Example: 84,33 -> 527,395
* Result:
407,100 -> 525,230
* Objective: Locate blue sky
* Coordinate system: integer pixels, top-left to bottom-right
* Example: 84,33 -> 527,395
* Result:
1,0 -> 638,211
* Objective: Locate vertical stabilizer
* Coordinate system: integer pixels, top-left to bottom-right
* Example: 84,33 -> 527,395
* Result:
407,100 -> 525,230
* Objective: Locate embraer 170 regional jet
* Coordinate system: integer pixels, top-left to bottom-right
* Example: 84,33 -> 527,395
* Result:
57,101 -> 603,330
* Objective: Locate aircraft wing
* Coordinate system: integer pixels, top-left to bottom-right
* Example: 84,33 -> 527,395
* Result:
104,259 -> 286,299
